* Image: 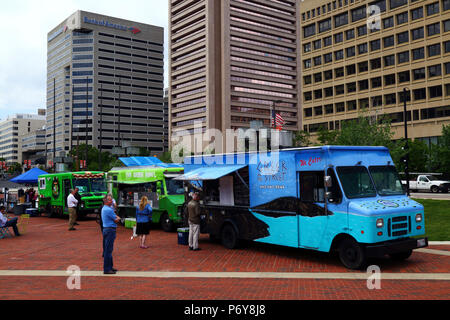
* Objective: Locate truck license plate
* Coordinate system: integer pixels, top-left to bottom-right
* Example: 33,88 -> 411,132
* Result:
417,239 -> 427,247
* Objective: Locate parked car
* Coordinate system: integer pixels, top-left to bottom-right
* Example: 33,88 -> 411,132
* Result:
402,175 -> 450,193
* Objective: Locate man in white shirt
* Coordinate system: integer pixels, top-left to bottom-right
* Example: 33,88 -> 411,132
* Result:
0,205 -> 20,236
67,188 -> 79,231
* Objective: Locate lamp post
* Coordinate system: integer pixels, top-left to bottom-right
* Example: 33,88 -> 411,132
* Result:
403,87 -> 410,197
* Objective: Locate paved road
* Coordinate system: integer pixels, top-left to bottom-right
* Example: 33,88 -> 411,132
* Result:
0,217 -> 448,302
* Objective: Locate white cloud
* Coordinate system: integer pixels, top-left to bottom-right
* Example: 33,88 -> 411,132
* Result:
0,0 -> 168,120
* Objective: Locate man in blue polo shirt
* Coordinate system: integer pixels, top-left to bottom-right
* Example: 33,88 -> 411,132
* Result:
101,194 -> 120,274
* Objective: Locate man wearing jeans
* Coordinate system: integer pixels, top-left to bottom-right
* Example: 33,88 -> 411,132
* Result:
0,206 -> 20,236
101,195 -> 120,274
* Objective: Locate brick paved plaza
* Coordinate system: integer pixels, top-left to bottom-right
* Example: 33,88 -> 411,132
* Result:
0,216 -> 449,301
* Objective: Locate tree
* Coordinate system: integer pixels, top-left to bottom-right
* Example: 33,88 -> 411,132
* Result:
69,144 -> 121,172
428,124 -> 450,176
292,130 -> 312,147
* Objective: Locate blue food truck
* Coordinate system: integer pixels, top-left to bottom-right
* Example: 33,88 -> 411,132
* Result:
175,146 -> 428,269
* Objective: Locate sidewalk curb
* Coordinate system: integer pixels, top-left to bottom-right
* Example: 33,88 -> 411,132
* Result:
429,241 -> 450,245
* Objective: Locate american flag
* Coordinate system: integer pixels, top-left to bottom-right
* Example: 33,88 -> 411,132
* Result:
271,109 -> 285,129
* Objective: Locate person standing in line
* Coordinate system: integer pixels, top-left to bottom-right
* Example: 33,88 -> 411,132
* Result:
101,194 -> 120,274
135,196 -> 152,249
188,192 -> 202,251
67,189 -> 78,231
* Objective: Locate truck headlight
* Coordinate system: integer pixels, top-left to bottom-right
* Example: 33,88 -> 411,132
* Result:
376,218 -> 384,228
416,214 -> 422,222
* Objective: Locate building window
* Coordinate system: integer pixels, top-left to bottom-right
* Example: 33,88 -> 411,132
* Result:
335,85 -> 345,95
304,108 -> 312,118
357,25 -> 367,36
347,82 -> 357,93
413,88 -> 427,101
444,40 -> 450,53
429,85 -> 443,98
390,0 -> 407,10
303,24 -> 316,38
428,43 -> 441,57
411,7 -> 423,20
314,56 -> 322,66
445,63 -> 450,74
411,27 -> 424,40
324,87 -> 333,97
371,77 -> 382,88
385,93 -> 396,105
334,32 -> 344,43
335,67 -> 345,78
335,50 -> 344,60
319,18 -> 332,33
383,16 -> 394,29
358,43 -> 368,54
428,64 -> 442,77
351,5 -> 367,22
398,70 -> 410,83
370,39 -> 381,51
413,67 -> 426,80
427,23 -> 440,36
304,91 -> 312,101
324,70 -> 333,80
384,35 -> 395,48
304,75 -> 312,85
444,0 -> 450,11
370,58 -> 381,69
304,59 -> 312,69
314,89 -> 323,99
346,64 -> 356,75
397,31 -> 409,44
412,47 -> 425,60
304,43 -> 311,53
346,29 -> 355,40
358,61 -> 368,72
314,40 -> 322,50
359,79 -> 369,90
396,12 -> 408,25
384,74 -> 396,86
334,12 -> 349,27
397,51 -> 409,64
323,36 -> 332,47
346,46 -> 356,57
426,2 -> 440,16
336,103 -> 345,113
444,19 -> 450,32
347,100 -> 357,111
384,54 -> 395,66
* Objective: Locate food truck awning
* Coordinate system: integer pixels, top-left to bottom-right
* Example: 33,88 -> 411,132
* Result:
174,165 -> 247,181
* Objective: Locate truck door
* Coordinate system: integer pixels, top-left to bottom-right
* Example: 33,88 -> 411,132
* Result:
418,176 -> 429,190
297,171 -> 328,249
63,179 -> 72,210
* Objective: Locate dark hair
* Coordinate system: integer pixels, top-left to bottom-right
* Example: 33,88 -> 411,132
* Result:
0,206 -> 5,211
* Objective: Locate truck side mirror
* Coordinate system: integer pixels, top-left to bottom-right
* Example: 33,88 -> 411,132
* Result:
156,182 -> 162,194
324,176 -> 332,188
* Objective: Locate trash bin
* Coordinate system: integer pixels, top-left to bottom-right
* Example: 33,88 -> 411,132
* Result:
177,227 -> 189,245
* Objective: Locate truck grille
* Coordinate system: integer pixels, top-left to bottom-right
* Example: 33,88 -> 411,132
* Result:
388,216 -> 409,237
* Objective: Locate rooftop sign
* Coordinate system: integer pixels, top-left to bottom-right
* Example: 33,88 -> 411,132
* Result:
83,16 -> 141,34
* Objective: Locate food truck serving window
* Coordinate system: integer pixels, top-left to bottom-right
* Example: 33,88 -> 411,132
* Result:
369,166 -> 405,196
336,166 -> 377,199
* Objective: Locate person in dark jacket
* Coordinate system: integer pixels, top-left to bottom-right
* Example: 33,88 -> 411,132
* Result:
188,192 -> 201,251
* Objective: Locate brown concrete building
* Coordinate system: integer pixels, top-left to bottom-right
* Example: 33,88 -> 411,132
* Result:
169,0 -> 302,147
300,0 -> 450,144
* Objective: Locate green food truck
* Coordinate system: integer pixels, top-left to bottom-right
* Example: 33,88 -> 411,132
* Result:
106,166 -> 185,232
38,171 -> 107,218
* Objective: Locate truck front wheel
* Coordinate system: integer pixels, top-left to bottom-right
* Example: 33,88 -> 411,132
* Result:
160,212 -> 174,232
338,238 -> 367,270
431,186 -> 439,193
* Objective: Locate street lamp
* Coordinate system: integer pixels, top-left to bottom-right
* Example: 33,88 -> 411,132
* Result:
403,87 -> 410,197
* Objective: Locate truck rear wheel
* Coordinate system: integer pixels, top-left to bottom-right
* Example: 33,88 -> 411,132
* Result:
338,238 -> 367,270
221,224 -> 239,249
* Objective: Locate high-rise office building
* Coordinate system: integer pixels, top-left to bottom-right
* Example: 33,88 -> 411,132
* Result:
300,0 -> 450,143
169,0 -> 301,147
46,10 -> 165,161
0,113 -> 46,164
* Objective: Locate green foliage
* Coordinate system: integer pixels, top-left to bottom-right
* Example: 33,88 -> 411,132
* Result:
293,130 -> 312,147
7,162 -> 22,174
69,144 -> 121,172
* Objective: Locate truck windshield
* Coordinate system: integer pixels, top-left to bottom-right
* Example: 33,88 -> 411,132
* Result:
336,166 -> 377,199
73,179 -> 89,193
91,178 -> 107,192
369,166 -> 405,196
166,178 -> 184,195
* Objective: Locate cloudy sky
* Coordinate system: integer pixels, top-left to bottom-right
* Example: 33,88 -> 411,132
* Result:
0,0 -> 168,120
